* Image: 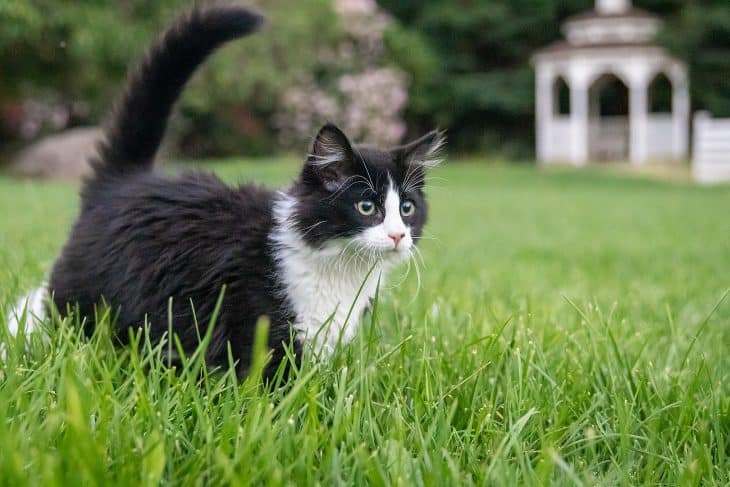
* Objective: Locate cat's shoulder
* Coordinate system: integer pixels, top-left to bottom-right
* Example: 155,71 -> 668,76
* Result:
165,170 -> 277,203
169,171 -> 278,223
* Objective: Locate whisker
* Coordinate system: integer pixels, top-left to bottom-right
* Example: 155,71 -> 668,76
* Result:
410,251 -> 423,301
352,147 -> 376,193
325,176 -> 361,202
412,235 -> 443,249
336,240 -> 363,273
324,175 -> 357,201
401,161 -> 416,193
412,245 -> 428,270
402,174 -> 426,193
386,255 -> 412,290
299,220 -> 327,238
341,242 -> 367,272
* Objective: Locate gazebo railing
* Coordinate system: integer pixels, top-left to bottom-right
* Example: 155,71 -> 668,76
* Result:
693,112 -> 730,184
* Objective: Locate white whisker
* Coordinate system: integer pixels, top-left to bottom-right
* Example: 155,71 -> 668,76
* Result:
299,220 -> 327,238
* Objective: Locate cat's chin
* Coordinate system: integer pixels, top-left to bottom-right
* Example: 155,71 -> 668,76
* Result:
372,246 -> 412,265
324,240 -> 411,268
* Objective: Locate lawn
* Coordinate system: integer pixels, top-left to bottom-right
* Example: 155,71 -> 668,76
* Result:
1,160 -> 728,485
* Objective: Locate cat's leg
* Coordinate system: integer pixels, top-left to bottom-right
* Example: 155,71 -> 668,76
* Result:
3,282 -> 50,360
6,283 -> 48,337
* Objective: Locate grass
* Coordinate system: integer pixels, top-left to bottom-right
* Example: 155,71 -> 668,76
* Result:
1,159 -> 728,485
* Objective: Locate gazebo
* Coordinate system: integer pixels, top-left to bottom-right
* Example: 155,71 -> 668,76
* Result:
532,0 -> 689,165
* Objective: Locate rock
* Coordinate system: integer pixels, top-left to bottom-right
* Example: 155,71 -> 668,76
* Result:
9,127 -> 103,181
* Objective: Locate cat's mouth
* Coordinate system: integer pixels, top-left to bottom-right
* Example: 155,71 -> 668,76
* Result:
331,233 -> 412,264
372,244 -> 412,259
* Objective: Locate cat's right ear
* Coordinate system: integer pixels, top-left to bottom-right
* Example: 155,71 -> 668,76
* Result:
396,129 -> 446,169
306,123 -> 356,192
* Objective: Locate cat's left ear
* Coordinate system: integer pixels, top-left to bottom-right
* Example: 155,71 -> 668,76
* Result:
395,129 -> 447,169
306,123 -> 357,192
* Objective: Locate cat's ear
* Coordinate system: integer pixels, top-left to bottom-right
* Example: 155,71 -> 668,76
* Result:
307,123 -> 356,191
396,129 -> 446,169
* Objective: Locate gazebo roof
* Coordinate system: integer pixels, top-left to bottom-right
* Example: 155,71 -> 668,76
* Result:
535,39 -> 660,56
533,0 -> 663,58
564,6 -> 657,23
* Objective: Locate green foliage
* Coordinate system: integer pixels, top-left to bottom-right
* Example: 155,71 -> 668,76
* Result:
2,0 -> 730,156
1,160 -> 729,484
176,0 -> 340,156
0,0 -> 338,156
660,0 -> 730,117
379,0 -> 590,155
380,0 -> 730,154
0,1 -> 178,103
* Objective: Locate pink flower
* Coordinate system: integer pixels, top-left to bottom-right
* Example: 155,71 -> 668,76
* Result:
275,1 -> 409,148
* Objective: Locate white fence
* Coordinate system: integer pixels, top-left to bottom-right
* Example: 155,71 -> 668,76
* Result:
693,112 -> 730,184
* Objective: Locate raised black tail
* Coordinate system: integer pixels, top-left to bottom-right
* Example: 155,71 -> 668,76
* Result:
94,4 -> 263,175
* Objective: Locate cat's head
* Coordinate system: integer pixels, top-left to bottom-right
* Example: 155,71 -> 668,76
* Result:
285,123 -> 445,265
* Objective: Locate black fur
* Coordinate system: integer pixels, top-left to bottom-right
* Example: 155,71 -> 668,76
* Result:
48,5 -> 442,378
293,124 -> 431,248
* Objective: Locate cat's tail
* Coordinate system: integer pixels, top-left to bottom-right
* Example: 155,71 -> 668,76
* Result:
93,4 -> 263,176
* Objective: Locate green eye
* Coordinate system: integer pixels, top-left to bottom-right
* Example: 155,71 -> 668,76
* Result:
356,200 -> 376,216
400,200 -> 415,217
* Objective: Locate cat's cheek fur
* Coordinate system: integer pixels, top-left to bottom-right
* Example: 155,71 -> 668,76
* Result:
353,226 -> 413,257
271,194 -> 383,356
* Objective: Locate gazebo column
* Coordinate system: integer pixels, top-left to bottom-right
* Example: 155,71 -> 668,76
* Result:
568,66 -> 590,165
628,68 -> 650,165
535,66 -> 555,162
670,66 -> 690,160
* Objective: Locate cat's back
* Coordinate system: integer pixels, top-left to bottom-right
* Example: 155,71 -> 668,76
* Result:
82,169 -> 273,218
51,170 -> 278,330
77,172 -> 274,243
75,170 -> 276,255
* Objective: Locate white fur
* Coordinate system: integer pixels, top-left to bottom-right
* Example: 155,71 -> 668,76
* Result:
2,283 -> 49,361
6,283 -> 48,338
308,152 -> 345,168
271,190 -> 408,356
308,136 -> 348,167
418,132 -> 447,168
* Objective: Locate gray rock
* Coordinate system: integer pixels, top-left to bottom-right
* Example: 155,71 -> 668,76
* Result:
9,127 -> 103,181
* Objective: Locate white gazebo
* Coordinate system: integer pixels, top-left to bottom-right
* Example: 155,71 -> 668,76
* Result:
532,0 -> 689,165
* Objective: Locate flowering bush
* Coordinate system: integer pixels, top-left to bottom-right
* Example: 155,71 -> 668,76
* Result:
275,0 -> 409,149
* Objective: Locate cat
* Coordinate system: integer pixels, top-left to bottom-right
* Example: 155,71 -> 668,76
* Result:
6,4 -> 444,377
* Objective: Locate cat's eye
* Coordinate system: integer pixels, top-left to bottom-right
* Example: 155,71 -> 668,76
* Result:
356,200 -> 376,216
400,200 -> 415,217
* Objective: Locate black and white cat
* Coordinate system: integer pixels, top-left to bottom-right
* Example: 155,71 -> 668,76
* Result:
6,4 -> 444,376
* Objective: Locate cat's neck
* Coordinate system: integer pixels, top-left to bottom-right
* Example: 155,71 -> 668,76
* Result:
270,192 -> 383,355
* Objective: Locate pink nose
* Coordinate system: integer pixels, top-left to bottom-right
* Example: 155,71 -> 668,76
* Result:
389,233 -> 405,247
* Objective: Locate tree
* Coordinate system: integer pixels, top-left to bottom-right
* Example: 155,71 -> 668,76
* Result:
0,0 -> 339,156
659,0 -> 730,117
3,1 -> 728,158
378,0 -> 591,156
378,0 -> 730,156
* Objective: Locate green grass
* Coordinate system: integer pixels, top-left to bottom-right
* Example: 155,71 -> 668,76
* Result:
1,160 -> 728,485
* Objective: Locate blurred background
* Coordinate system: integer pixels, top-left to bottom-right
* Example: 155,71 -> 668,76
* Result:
0,0 -> 729,175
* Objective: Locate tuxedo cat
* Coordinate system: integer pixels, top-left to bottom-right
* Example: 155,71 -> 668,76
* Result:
8,4 -> 444,377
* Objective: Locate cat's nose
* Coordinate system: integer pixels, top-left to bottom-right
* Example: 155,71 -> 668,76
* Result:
388,233 -> 405,247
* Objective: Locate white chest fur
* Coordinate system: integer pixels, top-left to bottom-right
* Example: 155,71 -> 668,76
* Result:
271,195 -> 384,356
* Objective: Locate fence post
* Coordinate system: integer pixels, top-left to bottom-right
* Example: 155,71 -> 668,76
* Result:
692,111 -> 730,184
